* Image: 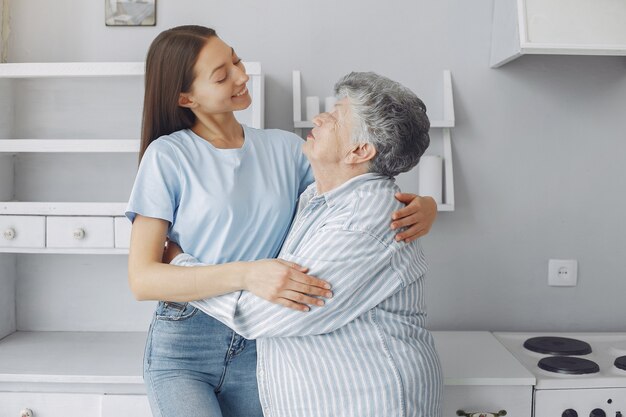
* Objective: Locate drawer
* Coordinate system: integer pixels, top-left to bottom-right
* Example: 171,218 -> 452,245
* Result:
0,392 -> 101,417
0,216 -> 46,248
443,385 -> 532,417
46,217 -> 114,248
101,395 -> 152,417
114,217 -> 131,249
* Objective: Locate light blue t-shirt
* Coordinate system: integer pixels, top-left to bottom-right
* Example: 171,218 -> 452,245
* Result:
126,125 -> 313,264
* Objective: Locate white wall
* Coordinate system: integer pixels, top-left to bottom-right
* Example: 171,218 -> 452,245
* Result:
6,0 -> 626,331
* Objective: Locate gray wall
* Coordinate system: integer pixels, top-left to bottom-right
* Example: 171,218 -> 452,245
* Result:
5,0 -> 626,331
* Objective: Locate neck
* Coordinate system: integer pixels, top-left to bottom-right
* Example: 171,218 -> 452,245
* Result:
312,164 -> 369,195
191,112 -> 244,149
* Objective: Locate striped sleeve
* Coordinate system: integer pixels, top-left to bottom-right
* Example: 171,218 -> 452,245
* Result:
182,229 -> 410,339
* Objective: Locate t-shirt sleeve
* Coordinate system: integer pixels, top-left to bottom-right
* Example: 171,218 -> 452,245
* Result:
125,139 -> 181,224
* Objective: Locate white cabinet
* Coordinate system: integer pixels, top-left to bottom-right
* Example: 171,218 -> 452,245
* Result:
443,385 -> 531,417
46,217 -> 114,249
432,332 -> 535,416
0,62 -> 263,413
0,216 -> 45,248
0,393 -> 102,417
491,0 -> 626,67
292,70 -> 456,211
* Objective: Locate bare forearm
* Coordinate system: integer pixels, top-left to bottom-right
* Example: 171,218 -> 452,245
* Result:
129,259 -> 247,302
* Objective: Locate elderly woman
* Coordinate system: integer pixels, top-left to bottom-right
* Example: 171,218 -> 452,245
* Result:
171,72 -> 443,417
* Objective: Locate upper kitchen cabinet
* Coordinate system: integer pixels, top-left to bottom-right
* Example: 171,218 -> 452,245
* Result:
490,0 -> 626,67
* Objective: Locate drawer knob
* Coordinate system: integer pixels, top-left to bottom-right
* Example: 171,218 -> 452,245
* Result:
20,409 -> 34,417
73,228 -> 86,240
3,228 -> 16,240
457,410 -> 507,417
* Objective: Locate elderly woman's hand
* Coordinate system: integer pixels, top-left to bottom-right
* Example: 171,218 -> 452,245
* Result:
391,193 -> 437,243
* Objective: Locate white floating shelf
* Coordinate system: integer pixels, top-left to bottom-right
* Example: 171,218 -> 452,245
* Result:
296,119 -> 455,129
0,139 -> 139,153
0,202 -> 127,216
292,70 -> 456,211
0,61 -> 262,78
0,248 -> 129,255
0,62 -> 145,78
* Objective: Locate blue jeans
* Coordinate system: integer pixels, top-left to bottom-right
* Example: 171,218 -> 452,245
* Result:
143,301 -> 263,417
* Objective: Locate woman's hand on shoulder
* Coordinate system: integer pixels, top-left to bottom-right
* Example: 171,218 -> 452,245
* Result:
244,259 -> 333,312
391,193 -> 437,243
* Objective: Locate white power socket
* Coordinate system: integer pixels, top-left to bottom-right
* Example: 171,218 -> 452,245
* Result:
548,259 -> 578,287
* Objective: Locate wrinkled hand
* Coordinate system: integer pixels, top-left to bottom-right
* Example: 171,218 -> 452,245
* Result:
391,193 -> 437,243
245,259 -> 333,312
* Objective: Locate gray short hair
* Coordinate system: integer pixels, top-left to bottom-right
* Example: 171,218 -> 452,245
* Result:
334,72 -> 430,177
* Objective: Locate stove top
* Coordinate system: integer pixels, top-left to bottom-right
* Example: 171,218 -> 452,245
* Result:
494,332 -> 626,390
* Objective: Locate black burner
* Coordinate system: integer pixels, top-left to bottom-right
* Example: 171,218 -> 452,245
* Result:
615,356 -> 626,371
538,356 -> 600,375
523,336 -> 592,355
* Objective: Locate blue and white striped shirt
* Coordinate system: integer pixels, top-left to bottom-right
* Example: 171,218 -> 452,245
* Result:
176,173 -> 443,417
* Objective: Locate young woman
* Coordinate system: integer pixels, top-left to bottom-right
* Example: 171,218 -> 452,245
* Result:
126,25 -> 437,417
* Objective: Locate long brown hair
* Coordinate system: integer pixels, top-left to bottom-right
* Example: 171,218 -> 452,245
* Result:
139,25 -> 217,161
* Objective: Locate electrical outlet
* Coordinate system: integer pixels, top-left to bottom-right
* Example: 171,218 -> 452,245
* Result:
548,259 -> 578,287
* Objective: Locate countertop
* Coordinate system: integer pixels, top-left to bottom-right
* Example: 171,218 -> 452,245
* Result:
0,330 -> 535,392
432,331 -> 535,386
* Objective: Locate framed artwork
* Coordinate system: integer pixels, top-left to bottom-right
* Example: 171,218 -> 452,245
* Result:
105,0 -> 156,26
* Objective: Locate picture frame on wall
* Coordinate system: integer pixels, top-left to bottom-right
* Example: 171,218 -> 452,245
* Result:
105,0 -> 156,26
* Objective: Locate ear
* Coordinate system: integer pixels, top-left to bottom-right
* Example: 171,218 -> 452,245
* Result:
178,93 -> 195,108
345,143 -> 377,165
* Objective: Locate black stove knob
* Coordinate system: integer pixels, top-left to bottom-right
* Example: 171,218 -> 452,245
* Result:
590,409 -> 606,417
562,410 -> 578,417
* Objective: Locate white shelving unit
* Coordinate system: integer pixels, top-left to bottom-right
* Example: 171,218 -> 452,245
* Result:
491,0 -> 626,68
292,70 -> 455,211
0,61 -> 264,416
0,62 -> 264,254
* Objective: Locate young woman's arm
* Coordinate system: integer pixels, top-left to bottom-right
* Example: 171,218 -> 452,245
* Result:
128,214 -> 331,309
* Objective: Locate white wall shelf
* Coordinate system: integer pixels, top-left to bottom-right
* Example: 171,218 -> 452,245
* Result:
0,139 -> 139,153
0,202 -> 127,215
292,70 -> 456,211
0,247 -> 128,254
0,62 -> 145,78
0,62 -> 264,237
491,0 -> 626,68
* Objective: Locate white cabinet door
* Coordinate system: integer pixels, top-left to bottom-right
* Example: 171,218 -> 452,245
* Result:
442,385 -> 532,417
0,216 -> 45,248
101,395 -> 152,417
46,217 -> 114,248
0,392 -> 101,417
